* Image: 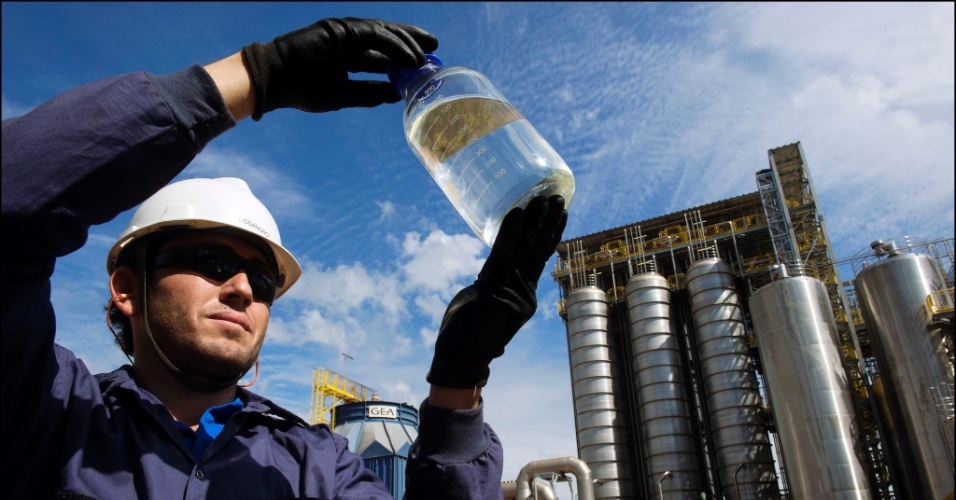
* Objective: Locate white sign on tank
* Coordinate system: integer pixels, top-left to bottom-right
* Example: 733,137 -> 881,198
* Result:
367,405 -> 398,419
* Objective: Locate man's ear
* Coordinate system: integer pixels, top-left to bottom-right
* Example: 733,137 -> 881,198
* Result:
109,266 -> 140,318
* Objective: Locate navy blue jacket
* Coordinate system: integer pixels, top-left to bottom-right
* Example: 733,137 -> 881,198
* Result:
1,65 -> 503,499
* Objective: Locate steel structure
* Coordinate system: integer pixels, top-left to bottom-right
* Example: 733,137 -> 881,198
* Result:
625,272 -> 702,497
310,368 -> 379,425
552,141 -> 954,499
854,250 -> 955,499
332,401 -> 419,498
750,274 -> 871,499
566,286 -> 635,499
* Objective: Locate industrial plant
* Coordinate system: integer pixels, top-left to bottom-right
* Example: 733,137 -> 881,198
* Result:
553,142 -> 954,499
309,141 -> 953,499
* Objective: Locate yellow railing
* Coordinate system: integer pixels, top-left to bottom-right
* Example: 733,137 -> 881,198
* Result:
606,286 -> 626,302
834,308 -> 865,326
552,213 -> 768,277
660,224 -> 688,238
926,288 -> 955,318
786,193 -> 814,208
310,368 -> 378,425
667,273 -> 684,290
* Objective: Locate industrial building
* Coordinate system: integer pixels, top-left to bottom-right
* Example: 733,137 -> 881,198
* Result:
552,142 -> 954,499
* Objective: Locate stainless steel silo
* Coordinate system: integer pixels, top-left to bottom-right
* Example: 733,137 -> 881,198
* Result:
749,275 -> 871,499
685,258 -> 778,500
625,272 -> 702,498
567,286 -> 634,499
855,251 -> 955,499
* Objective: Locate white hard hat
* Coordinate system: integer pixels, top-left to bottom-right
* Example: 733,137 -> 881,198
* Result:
106,177 -> 301,299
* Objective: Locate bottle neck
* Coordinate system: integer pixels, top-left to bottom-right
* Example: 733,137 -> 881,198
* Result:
388,54 -> 444,101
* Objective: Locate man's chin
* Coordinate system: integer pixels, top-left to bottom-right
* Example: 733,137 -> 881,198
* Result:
183,358 -> 256,386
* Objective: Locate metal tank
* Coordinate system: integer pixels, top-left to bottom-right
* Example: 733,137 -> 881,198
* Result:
869,376 -> 920,499
566,286 -> 634,499
625,272 -> 702,498
684,258 -> 778,500
854,249 -> 955,499
333,401 -> 419,498
749,274 -> 871,499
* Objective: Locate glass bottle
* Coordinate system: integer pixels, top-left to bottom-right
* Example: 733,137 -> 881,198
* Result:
389,54 -> 575,247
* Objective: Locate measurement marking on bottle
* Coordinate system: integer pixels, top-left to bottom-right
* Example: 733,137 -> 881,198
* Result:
439,125 -> 469,162
456,144 -> 487,183
464,165 -> 488,197
454,156 -> 477,184
473,176 -> 496,207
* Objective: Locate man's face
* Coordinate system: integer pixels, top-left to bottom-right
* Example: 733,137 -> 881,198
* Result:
140,231 -> 274,385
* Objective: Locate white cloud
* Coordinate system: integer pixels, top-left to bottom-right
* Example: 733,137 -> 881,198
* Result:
482,357 -> 578,483
737,3 -> 954,100
419,326 -> 439,349
413,292 -> 451,327
400,230 -> 486,293
267,309 -> 365,352
268,228 -> 487,374
376,200 -> 396,221
287,260 -> 405,320
184,147 -> 316,222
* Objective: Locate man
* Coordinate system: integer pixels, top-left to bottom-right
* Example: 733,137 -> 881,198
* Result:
1,17 -> 567,499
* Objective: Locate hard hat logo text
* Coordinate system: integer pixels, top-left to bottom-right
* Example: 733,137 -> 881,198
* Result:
239,218 -> 270,238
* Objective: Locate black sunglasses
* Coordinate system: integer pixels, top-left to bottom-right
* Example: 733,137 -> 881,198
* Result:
153,245 -> 278,305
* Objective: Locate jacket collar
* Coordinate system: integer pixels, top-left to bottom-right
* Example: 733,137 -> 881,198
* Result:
95,365 -> 308,427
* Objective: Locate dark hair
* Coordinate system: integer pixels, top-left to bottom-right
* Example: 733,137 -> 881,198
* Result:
105,235 -> 155,358
106,299 -> 134,356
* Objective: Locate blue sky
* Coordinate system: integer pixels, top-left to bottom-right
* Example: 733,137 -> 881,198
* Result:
3,2 -> 953,485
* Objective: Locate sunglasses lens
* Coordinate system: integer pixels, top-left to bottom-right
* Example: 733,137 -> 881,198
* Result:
247,273 -> 277,304
155,246 -> 277,304
194,253 -> 239,282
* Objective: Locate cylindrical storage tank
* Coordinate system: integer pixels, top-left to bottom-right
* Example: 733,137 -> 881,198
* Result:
685,258 -> 778,500
869,377 -> 920,500
625,273 -> 702,498
855,252 -> 955,499
567,286 -> 634,499
749,275 -> 871,499
333,401 -> 419,498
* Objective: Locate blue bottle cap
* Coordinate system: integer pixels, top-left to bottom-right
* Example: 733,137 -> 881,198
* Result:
387,53 -> 444,97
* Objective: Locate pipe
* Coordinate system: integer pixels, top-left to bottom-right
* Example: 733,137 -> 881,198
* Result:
658,471 -> 672,500
733,463 -> 746,500
514,457 -> 595,500
501,479 -> 556,500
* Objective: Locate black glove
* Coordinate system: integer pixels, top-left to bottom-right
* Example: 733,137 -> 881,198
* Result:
427,195 -> 569,388
241,17 -> 439,120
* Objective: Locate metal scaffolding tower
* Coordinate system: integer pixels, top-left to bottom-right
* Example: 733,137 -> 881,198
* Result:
310,368 -> 379,425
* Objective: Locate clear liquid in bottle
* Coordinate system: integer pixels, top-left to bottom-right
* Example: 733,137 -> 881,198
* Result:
391,55 -> 574,246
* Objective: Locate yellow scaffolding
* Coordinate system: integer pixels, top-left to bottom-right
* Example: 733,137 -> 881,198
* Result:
552,212 -> 770,278
310,368 -> 378,425
926,288 -> 955,320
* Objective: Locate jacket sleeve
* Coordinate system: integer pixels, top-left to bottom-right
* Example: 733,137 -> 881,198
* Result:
404,399 -> 505,499
0,65 -> 235,467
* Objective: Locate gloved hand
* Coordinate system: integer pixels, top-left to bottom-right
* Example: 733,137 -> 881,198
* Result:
241,17 -> 439,120
427,195 -> 568,389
